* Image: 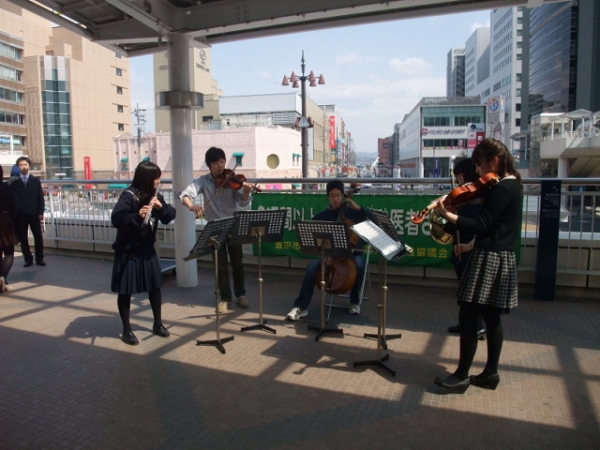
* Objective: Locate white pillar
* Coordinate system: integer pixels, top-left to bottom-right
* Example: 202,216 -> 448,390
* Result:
557,157 -> 568,178
168,34 -> 198,287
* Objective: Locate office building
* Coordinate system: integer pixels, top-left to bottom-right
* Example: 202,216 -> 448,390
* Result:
446,48 -> 465,97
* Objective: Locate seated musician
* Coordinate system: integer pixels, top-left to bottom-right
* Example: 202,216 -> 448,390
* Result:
286,179 -> 374,321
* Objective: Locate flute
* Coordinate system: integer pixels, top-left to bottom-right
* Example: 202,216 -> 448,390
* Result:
143,183 -> 160,226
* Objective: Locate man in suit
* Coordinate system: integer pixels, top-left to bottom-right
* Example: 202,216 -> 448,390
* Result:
11,157 -> 45,267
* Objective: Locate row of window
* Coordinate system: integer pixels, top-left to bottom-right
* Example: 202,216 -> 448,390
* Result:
423,116 -> 482,127
0,41 -> 22,61
0,87 -> 23,103
0,111 -> 25,125
423,139 -> 467,148
0,64 -> 22,82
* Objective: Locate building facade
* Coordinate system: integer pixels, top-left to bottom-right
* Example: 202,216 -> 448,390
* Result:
397,97 -> 486,178
446,48 -> 465,97
0,1 -> 131,179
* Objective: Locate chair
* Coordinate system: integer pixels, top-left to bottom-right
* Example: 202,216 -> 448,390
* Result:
325,245 -> 371,322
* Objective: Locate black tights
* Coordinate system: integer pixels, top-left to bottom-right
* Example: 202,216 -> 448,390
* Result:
1,245 -> 15,283
454,302 -> 503,379
117,289 -> 162,333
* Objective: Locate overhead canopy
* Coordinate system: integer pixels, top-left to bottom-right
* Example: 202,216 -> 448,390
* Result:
7,0 -> 562,57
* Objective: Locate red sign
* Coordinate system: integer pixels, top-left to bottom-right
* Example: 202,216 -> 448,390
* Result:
83,156 -> 92,188
329,116 -> 336,149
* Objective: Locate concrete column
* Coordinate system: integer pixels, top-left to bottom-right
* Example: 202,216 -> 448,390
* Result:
165,34 -> 198,287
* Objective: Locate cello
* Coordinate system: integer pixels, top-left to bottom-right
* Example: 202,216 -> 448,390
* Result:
315,184 -> 361,294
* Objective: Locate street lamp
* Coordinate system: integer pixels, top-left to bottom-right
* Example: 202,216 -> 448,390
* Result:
281,51 -> 325,180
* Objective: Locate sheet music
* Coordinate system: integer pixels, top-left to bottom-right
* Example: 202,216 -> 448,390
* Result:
351,220 -> 406,261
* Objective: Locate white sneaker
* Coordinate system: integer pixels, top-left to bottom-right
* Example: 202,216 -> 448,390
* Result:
217,301 -> 232,314
286,307 -> 308,321
237,295 -> 249,309
349,304 -> 361,315
0,276 -> 4,293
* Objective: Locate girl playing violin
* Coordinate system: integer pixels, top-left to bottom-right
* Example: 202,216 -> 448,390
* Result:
180,147 -> 254,313
433,138 -> 523,393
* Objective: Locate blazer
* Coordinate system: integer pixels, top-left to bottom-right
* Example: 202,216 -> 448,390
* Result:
10,175 -> 45,216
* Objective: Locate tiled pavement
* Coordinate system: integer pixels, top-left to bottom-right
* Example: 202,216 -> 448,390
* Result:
1,253 -> 599,450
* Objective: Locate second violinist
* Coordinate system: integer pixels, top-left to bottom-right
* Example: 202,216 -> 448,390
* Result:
286,179 -> 375,321
180,147 -> 254,313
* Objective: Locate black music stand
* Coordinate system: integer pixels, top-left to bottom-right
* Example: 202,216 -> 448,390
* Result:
296,221 -> 353,341
231,209 -> 288,334
184,216 -> 236,354
351,212 -> 409,377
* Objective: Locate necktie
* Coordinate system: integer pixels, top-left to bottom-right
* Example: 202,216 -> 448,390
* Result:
22,176 -> 27,185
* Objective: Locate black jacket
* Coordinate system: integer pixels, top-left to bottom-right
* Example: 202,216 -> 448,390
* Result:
111,187 -> 176,257
10,174 -> 45,216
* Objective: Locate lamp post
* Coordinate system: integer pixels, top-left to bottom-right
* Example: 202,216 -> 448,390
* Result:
282,51 -> 325,180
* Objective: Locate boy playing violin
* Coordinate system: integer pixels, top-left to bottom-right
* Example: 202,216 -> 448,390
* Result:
180,147 -> 254,313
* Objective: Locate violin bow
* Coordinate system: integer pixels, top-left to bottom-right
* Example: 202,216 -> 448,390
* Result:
449,156 -> 461,260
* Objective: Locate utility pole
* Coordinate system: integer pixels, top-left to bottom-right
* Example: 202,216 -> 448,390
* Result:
132,103 -> 147,164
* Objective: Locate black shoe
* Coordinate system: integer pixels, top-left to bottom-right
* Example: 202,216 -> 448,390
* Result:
447,324 -> 461,333
470,373 -> 500,390
23,260 -> 33,268
121,331 -> 139,345
152,324 -> 170,337
36,259 -> 46,266
477,329 -> 486,340
434,374 -> 470,393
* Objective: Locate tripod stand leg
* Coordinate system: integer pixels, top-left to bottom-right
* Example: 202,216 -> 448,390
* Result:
241,231 -> 276,334
196,335 -> 234,355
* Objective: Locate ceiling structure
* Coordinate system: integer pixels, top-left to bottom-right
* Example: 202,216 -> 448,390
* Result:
9,0 -> 563,57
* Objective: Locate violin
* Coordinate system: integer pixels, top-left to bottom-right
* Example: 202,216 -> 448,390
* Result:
215,168 -> 262,192
411,172 -> 500,224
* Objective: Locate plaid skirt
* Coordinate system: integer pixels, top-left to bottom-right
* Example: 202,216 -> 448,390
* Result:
456,248 -> 518,310
111,253 -> 162,295
0,213 -> 18,247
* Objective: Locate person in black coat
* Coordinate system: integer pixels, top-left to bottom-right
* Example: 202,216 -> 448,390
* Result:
111,161 -> 176,346
10,157 -> 45,267
0,165 -> 19,292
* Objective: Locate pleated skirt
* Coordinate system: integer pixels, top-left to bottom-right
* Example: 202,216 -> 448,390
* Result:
111,253 -> 162,295
0,213 -> 18,247
456,248 -> 518,311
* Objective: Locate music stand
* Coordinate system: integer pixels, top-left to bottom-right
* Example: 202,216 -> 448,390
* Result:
296,220 -> 353,341
231,209 -> 288,334
364,209 -> 407,349
350,213 -> 409,377
184,216 -> 236,354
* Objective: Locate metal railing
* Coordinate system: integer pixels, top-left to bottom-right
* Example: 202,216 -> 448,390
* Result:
39,177 -> 600,286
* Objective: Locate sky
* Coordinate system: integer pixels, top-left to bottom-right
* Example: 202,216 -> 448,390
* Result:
130,9 -> 491,155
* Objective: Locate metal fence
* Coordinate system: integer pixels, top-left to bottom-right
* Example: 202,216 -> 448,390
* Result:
40,178 -> 600,284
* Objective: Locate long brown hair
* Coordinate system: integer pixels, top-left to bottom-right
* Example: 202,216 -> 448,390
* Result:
472,138 -> 522,186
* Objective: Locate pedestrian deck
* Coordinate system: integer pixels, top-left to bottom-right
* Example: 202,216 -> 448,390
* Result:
1,253 -> 599,450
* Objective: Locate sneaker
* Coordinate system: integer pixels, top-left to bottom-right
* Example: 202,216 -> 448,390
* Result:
286,307 -> 308,321
0,276 -> 4,293
237,295 -> 249,309
217,301 -> 232,314
349,304 -> 361,315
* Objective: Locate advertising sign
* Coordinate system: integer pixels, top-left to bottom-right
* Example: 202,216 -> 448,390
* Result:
329,116 -> 336,149
83,156 -> 92,188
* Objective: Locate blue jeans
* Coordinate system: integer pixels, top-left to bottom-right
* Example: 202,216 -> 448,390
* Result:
293,252 -> 366,310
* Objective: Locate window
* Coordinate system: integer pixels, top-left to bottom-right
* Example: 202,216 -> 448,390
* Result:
115,53 -> 122,59
202,115 -> 213,122
116,68 -> 122,76
516,103 -> 521,112
117,123 -> 124,131
117,105 -> 124,113
233,152 -> 244,167
267,154 -> 280,169
116,86 -> 123,94
515,119 -> 521,127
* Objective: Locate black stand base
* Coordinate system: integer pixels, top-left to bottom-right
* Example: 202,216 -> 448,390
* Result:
353,353 -> 396,376
196,335 -> 234,355
241,319 -> 276,334
364,332 -> 402,350
308,325 -> 344,341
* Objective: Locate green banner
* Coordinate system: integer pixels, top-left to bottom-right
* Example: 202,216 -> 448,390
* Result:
252,192 -> 454,268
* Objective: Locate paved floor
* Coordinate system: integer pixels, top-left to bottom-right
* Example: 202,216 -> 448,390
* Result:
1,253 -> 599,450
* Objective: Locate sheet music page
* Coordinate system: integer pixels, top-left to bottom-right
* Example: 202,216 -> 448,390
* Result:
351,220 -> 404,260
